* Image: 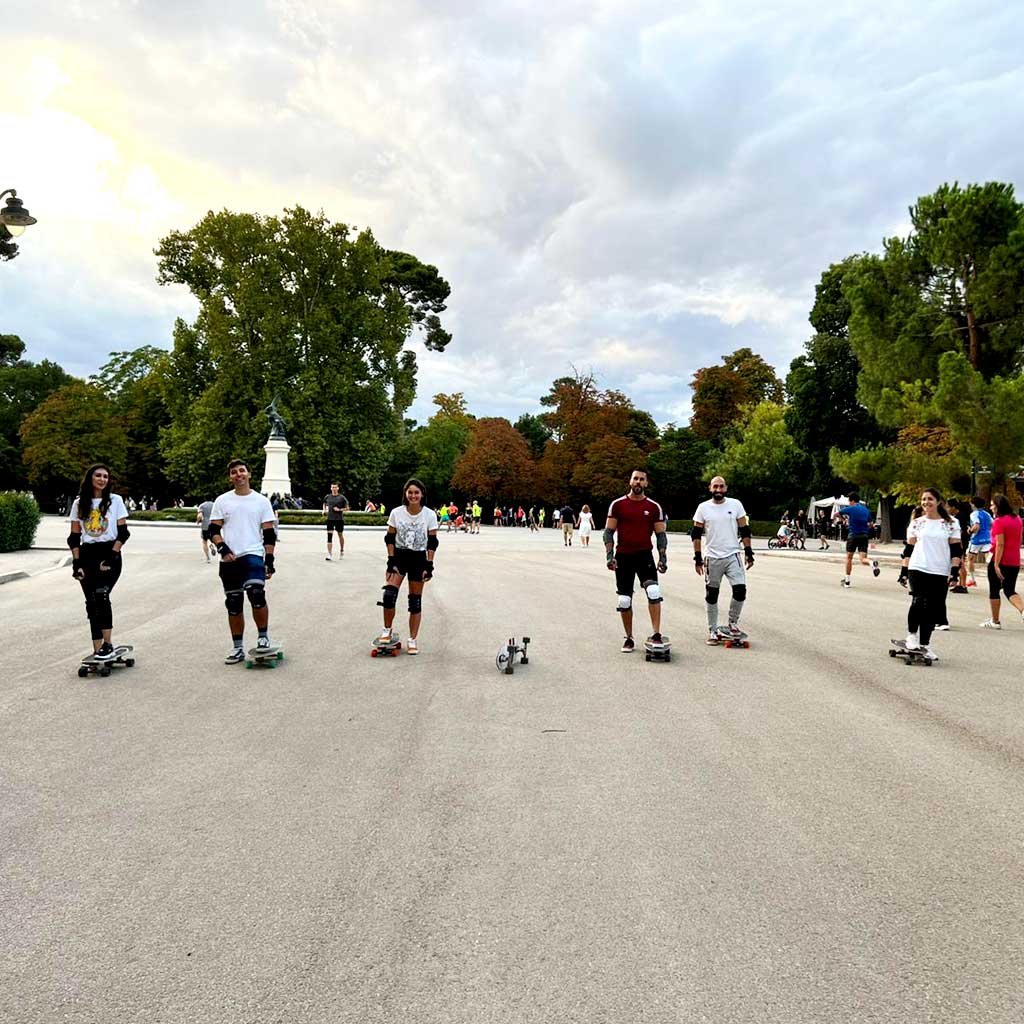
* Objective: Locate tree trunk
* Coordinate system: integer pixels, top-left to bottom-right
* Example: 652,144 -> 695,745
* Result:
879,494 -> 894,544
966,305 -> 980,369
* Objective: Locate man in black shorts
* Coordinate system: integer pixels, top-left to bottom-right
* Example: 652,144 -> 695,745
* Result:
604,469 -> 668,652
323,482 -> 349,561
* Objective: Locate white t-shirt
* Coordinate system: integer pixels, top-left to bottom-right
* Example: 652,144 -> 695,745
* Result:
388,505 -> 439,551
908,516 -> 958,576
693,497 -> 747,559
68,494 -> 129,544
210,489 -> 275,558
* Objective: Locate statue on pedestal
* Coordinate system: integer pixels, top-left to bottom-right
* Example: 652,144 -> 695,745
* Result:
263,395 -> 288,441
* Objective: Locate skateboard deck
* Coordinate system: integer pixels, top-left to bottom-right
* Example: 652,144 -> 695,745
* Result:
78,644 -> 135,678
889,639 -> 934,666
716,627 -> 750,649
496,636 -> 531,674
371,635 -> 402,658
643,636 -> 672,662
245,644 -> 284,669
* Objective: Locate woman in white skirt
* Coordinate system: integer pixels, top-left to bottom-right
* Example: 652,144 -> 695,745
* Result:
578,504 -> 595,546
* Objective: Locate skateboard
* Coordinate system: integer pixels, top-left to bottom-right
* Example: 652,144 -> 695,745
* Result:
245,644 -> 284,669
643,636 -> 671,663
716,627 -> 750,649
78,644 -> 135,678
371,634 -> 402,658
889,639 -> 934,666
496,636 -> 530,674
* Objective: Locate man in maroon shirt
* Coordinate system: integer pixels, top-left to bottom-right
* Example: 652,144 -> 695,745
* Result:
604,469 -> 668,653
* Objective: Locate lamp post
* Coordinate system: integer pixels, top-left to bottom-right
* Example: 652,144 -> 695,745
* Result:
0,189 -> 37,237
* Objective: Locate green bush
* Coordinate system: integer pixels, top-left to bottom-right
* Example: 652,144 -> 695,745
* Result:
129,508 -> 388,527
0,491 -> 43,553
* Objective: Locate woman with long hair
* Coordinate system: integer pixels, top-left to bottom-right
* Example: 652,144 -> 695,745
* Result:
67,463 -> 131,662
376,478 -> 439,655
578,504 -> 596,546
898,488 -> 961,660
979,494 -> 1024,629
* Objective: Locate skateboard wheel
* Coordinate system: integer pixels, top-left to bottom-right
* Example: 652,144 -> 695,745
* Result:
77,666 -> 89,678
889,650 -> 896,658
245,661 -> 253,669
371,648 -> 378,657
125,658 -> 135,667
99,666 -> 111,678
391,648 -> 399,657
645,654 -> 651,662
276,652 -> 284,661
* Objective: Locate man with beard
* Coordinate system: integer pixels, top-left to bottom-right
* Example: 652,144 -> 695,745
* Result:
692,476 -> 754,644
604,469 -> 668,653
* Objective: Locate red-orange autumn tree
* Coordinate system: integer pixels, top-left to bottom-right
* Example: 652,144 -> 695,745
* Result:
451,417 -> 537,502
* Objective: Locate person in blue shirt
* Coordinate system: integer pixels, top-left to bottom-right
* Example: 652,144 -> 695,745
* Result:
835,491 -> 879,588
967,495 -> 994,587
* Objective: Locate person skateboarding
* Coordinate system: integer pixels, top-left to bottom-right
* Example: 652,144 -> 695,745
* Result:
209,459 -> 278,664
604,469 -> 667,653
691,476 -> 754,644
322,482 -> 349,560
376,478 -> 439,655
67,463 -> 131,663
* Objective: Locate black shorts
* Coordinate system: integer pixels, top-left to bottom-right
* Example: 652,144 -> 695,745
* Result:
201,527 -> 212,540
326,521 -> 344,535
393,547 -> 429,582
846,535 -> 869,554
988,562 -> 1020,600
615,550 -> 658,594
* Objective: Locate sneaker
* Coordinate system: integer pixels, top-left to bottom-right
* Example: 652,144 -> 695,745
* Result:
95,642 -> 115,662
979,619 -> 1002,630
376,628 -> 394,644
256,636 -> 272,651
951,586 -> 968,594
842,579 -> 851,588
224,647 -> 245,664
966,579 -> 977,587
706,629 -> 721,645
407,638 -> 419,655
923,646 -> 939,661
719,623 -> 744,639
934,624 -> 950,631
904,632 -> 921,650
872,560 -> 880,577
325,554 -> 332,561
621,636 -> 635,653
647,633 -> 663,645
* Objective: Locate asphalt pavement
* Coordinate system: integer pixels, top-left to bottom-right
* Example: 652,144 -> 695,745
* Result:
3,518 -> 1024,1023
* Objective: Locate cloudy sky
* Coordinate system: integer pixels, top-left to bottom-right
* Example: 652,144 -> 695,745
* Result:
3,0 -> 1022,426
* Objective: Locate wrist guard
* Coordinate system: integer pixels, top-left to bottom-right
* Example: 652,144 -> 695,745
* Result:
745,548 -> 755,565
264,552 -> 275,574
898,566 -> 909,587
386,555 -> 397,574
71,557 -> 82,578
216,541 -> 231,557
694,552 -> 703,566
423,562 -> 434,580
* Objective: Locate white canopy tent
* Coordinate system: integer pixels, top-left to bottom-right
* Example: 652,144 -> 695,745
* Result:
806,495 -> 849,522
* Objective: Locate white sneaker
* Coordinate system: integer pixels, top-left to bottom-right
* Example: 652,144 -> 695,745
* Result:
904,632 -> 921,649
325,554 -> 332,561
979,619 -> 1002,629
705,628 -> 721,645
407,638 -> 419,655
923,646 -> 938,661
934,624 -> 950,631
256,635 -> 272,651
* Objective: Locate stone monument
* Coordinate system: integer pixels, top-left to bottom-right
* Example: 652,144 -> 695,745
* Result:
261,395 -> 292,498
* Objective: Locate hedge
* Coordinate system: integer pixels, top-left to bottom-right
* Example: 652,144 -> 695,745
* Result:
0,491 -> 43,553
129,508 -> 388,527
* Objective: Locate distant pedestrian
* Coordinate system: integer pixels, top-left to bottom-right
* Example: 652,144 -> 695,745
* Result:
560,504 -> 576,546
979,494 -> 1024,630
967,495 -> 993,587
196,495 -> 215,562
323,482 -> 349,560
578,505 -> 595,546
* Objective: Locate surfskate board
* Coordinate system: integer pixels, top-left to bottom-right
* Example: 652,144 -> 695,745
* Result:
889,639 -> 934,666
716,627 -> 750,649
245,643 -> 284,669
371,634 -> 402,658
643,636 -> 671,663
496,636 -> 531,674
78,644 -> 135,678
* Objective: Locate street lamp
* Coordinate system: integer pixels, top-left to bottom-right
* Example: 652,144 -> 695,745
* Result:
0,189 -> 37,237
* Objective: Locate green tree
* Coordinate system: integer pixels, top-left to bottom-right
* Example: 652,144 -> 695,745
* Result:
645,425 -> 715,518
154,206 -> 452,497
722,347 -> 785,404
514,413 -> 551,459
19,382 -> 126,497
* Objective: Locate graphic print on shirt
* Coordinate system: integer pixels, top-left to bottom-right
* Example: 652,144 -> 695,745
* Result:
83,507 -> 108,538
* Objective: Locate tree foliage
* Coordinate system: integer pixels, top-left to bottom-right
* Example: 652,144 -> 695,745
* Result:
646,426 -> 715,518
452,417 -> 536,502
690,348 -> 784,444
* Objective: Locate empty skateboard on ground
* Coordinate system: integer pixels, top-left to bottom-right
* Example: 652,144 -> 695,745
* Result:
78,644 -> 135,678
889,639 -> 934,666
643,636 -> 671,662
496,636 -> 531,674
245,644 -> 284,669
371,634 -> 402,658
715,627 -> 750,649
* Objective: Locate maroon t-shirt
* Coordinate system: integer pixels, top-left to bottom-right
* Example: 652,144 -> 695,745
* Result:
607,495 -> 663,554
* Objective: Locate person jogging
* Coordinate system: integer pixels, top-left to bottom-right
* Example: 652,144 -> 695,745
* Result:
604,469 -> 667,653
67,463 -> 131,662
376,478 -> 439,655
196,495 -> 215,563
209,459 -> 278,664
691,476 -> 754,644
979,494 -> 1024,629
967,495 -> 993,587
836,492 -> 878,587
322,482 -> 349,560
896,488 -> 961,660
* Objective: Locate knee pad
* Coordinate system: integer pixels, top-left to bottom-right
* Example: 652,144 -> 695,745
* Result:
378,584 -> 399,609
224,589 -> 244,616
705,586 -> 720,605
246,583 -> 267,610
642,580 -> 662,604
732,584 -> 746,603
408,593 -> 422,614
616,593 -> 632,611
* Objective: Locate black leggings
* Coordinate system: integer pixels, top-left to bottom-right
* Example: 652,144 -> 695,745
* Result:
988,562 -> 1020,601
78,542 -> 122,640
907,569 -> 948,646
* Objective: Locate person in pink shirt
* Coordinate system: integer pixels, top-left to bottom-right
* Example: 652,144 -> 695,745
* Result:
980,494 -> 1024,629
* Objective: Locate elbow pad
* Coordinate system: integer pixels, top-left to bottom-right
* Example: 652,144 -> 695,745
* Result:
738,524 -> 752,540
66,532 -> 79,550
262,527 -> 276,546
656,531 -> 667,553
427,534 -> 439,551
603,528 -> 615,547
690,524 -> 704,540
116,524 -> 130,544
384,530 -> 395,548
950,541 -> 963,559
902,543 -> 913,559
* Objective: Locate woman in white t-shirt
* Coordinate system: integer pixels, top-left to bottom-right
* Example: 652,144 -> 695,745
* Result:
377,478 -> 439,656
897,488 -> 961,659
67,463 -> 131,662
578,505 -> 595,546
